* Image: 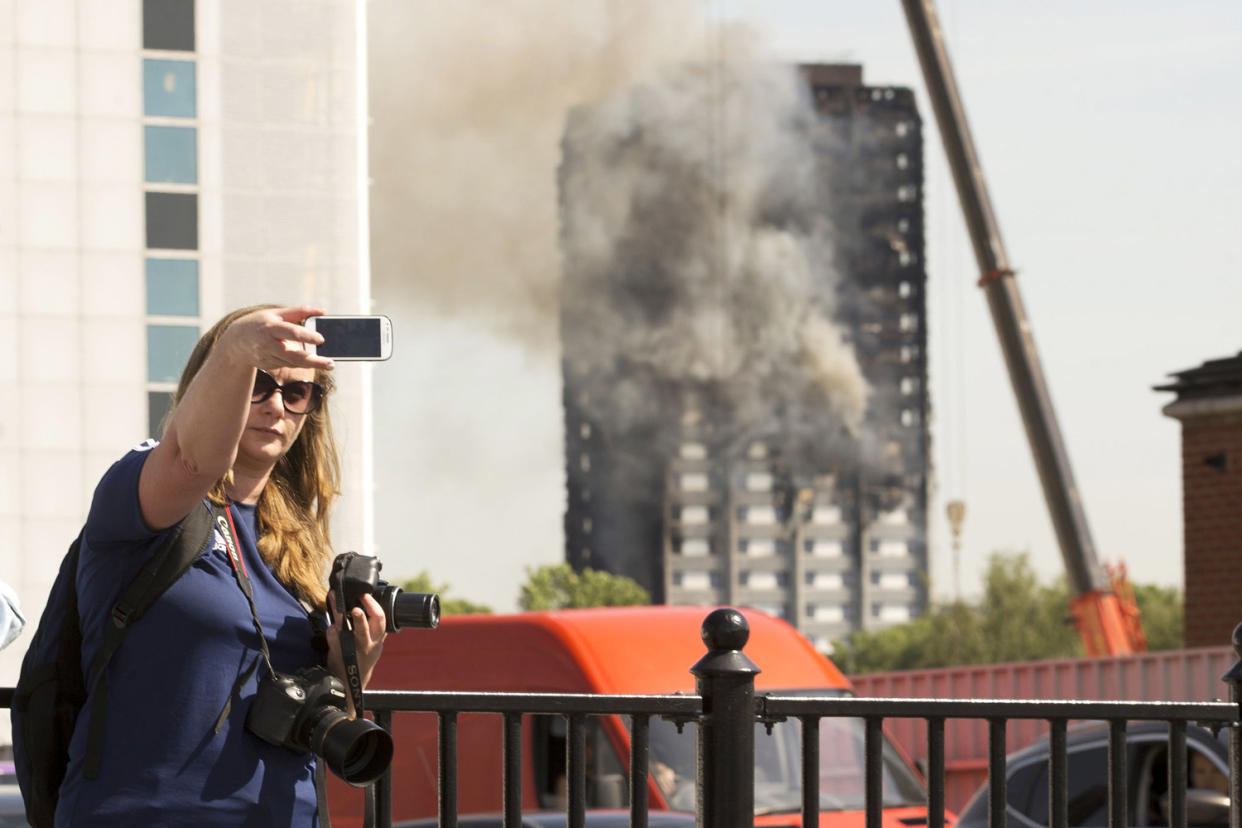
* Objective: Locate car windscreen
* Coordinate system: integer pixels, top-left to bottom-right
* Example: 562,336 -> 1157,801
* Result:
645,689 -> 925,814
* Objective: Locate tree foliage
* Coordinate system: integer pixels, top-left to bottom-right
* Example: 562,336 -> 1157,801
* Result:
399,571 -> 493,616
830,551 -> 1184,674
518,563 -> 651,611
1132,582 -> 1183,651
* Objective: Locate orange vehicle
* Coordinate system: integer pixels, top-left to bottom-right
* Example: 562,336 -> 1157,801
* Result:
327,606 -> 941,828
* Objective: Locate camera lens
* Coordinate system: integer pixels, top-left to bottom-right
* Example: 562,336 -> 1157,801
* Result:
308,707 -> 394,786
382,588 -> 440,631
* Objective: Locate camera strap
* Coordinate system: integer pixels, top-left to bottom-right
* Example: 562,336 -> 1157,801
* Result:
216,504 -> 278,682
336,615 -> 367,718
330,577 -> 377,828
211,503 -> 280,736
217,504 -> 372,828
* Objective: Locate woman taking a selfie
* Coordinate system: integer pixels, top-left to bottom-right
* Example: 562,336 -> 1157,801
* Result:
57,305 -> 387,826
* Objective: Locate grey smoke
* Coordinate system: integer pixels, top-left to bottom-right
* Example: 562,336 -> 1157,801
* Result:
560,60 -> 870,472
366,0 -> 724,604
368,0 -> 706,350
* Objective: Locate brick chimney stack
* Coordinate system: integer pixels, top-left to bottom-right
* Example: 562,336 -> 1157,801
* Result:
1157,353 -> 1242,648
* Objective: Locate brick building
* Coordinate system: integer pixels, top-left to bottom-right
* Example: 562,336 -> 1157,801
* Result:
1157,353 -> 1242,648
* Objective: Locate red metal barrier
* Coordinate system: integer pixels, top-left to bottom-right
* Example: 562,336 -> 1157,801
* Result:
849,646 -> 1235,812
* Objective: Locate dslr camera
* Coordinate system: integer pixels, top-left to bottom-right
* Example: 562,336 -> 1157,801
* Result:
328,552 -> 440,632
246,666 -> 393,786
246,553 -> 439,786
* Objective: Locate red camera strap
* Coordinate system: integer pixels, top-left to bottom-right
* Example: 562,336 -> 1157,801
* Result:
215,503 -> 276,681
222,504 -> 248,578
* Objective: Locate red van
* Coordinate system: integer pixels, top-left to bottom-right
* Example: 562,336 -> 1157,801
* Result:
328,606 -> 936,828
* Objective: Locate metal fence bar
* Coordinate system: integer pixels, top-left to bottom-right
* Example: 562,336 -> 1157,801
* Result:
801,715 -> 820,828
987,718 -> 1007,828
1233,729 -> 1242,828
691,608 -> 758,828
438,711 -> 458,828
1107,719 -> 1127,828
363,689 -> 703,716
567,714 -> 586,828
927,717 -> 945,828
1227,626 -> 1242,828
761,695 -> 1239,722
629,714 -> 649,828
502,711 -> 521,828
1232,719 -> 1242,828
865,716 -> 883,828
1049,718 -> 1067,828
1168,719 -> 1186,828
373,709 -> 393,828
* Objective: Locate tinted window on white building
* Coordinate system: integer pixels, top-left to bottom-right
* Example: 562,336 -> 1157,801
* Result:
147,324 -> 199,383
148,391 -> 174,437
143,59 -> 197,118
144,0 -> 196,51
146,192 -> 198,249
146,258 -> 199,316
144,126 -> 197,184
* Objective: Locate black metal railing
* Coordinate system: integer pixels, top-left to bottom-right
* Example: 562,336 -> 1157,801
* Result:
361,690 -> 703,828
356,610 -> 1241,828
758,696 -> 1240,828
3,611 -> 1240,828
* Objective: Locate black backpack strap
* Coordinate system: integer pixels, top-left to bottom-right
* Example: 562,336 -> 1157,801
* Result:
82,501 -> 217,779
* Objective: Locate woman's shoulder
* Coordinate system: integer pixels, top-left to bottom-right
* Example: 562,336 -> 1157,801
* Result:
83,439 -> 164,547
101,439 -> 161,478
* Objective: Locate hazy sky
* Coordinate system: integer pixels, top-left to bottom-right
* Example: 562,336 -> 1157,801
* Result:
743,0 -> 1242,601
370,1 -> 1242,612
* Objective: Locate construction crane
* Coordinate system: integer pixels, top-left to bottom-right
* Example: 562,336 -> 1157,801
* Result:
899,0 -> 1146,656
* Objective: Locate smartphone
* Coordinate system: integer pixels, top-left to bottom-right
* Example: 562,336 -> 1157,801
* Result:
305,315 -> 393,361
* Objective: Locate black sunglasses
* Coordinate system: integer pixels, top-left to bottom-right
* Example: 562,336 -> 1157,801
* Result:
251,369 -> 324,415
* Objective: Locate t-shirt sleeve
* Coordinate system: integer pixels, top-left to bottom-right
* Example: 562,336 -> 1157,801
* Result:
84,440 -> 163,548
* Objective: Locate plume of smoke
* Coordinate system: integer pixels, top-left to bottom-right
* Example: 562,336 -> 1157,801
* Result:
368,0 -> 709,349
560,59 -> 869,474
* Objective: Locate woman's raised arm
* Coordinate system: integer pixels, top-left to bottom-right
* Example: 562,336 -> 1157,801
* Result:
137,306 -> 333,530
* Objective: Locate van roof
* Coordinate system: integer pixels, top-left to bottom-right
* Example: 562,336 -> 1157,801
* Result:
374,605 -> 850,696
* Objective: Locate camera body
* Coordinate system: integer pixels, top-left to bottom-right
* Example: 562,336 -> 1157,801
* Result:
245,666 -> 393,786
246,666 -> 346,750
328,552 -> 440,633
243,553 -> 436,786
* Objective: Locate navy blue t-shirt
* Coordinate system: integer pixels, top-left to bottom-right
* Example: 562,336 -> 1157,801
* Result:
56,442 -> 323,826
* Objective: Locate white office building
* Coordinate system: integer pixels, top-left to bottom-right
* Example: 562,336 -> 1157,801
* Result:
1,0 -> 372,743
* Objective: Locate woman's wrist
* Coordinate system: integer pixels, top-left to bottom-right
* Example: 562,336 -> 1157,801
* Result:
212,323 -> 261,373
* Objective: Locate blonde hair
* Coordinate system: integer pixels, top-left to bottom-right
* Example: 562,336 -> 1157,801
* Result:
168,305 -> 341,608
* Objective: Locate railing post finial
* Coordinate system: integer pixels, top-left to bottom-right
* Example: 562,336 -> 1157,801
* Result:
700,606 -> 750,655
691,608 -> 759,828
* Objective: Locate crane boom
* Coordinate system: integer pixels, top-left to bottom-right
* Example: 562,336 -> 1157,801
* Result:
898,0 -> 1144,655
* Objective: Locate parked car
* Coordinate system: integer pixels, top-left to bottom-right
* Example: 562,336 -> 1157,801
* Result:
395,810 -> 696,828
0,763 -> 30,827
955,721 -> 1231,828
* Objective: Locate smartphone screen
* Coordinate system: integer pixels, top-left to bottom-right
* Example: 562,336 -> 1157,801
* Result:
311,316 -> 391,360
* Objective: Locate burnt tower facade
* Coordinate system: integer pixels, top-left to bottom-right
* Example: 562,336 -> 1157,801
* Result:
559,64 -> 929,649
